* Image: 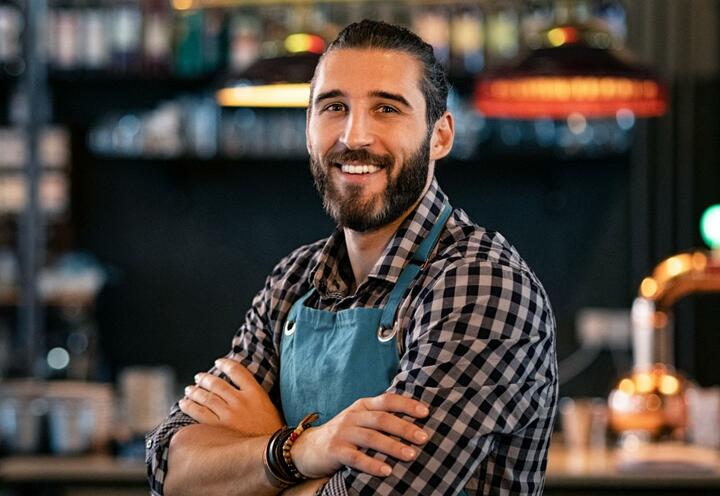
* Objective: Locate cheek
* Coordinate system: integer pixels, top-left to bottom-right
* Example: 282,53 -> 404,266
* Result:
309,118 -> 342,144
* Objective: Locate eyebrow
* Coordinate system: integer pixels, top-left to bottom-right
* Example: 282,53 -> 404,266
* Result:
369,90 -> 412,109
313,89 -> 413,109
314,89 -> 345,106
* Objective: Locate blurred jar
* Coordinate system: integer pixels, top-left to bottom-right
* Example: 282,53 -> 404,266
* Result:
686,387 -> 720,449
559,397 -> 608,451
119,366 -> 175,436
0,396 -> 48,454
47,398 -> 95,454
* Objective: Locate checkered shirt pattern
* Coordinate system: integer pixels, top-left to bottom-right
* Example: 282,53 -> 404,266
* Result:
146,177 -> 558,495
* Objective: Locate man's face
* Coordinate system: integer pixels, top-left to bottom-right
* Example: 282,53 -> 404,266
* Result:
306,48 -> 433,232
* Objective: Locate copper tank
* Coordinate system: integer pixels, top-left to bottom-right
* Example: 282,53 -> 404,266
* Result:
608,250 -> 720,439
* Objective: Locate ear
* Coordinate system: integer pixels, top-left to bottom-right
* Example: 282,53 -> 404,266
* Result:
429,111 -> 454,161
305,107 -> 313,155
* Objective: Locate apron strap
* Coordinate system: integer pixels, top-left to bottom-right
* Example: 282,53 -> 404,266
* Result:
287,288 -> 315,323
379,202 -> 452,330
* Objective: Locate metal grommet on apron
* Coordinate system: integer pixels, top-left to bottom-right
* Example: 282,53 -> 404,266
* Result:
280,201 -> 452,428
377,325 -> 397,342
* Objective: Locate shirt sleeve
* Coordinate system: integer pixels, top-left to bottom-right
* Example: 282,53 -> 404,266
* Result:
320,259 -> 558,496
144,269 -> 281,495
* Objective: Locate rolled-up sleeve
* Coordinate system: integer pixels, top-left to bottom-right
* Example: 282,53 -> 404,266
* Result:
321,259 -> 558,496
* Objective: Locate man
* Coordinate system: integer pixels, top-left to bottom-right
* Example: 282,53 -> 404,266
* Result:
147,20 -> 557,496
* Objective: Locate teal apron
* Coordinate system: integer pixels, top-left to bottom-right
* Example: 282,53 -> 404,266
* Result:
280,202 -> 469,495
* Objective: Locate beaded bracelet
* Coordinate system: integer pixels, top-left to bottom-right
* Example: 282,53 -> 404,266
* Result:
263,426 -> 304,489
282,412 -> 320,480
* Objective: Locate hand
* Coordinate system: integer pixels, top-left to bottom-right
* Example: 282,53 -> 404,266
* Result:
179,358 -> 284,437
291,393 -> 430,479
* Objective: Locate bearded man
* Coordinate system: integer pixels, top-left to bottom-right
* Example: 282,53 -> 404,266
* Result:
147,19 -> 557,496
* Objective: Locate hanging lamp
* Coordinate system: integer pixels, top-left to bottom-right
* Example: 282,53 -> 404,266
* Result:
216,34 -> 323,108
475,16 -> 667,119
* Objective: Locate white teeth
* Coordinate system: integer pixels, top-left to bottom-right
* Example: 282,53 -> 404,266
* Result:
340,164 -> 380,175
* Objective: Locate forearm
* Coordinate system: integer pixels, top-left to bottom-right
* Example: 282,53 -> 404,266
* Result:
164,423 -> 280,496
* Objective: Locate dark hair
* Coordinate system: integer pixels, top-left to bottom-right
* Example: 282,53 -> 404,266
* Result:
310,19 -> 449,130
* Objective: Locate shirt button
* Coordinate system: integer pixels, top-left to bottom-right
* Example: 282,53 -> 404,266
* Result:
146,438 -> 153,449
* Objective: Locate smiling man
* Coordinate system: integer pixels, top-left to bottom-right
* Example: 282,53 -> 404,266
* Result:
147,20 -> 557,496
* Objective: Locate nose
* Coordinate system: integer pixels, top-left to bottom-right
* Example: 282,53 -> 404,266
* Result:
339,110 -> 374,149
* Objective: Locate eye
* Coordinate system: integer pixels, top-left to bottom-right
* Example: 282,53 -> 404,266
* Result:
377,105 -> 399,114
322,103 -> 346,113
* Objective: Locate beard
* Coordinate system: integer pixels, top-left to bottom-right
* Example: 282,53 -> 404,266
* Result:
310,135 -> 431,232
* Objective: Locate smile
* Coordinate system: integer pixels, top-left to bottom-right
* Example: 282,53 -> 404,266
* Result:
337,163 -> 382,175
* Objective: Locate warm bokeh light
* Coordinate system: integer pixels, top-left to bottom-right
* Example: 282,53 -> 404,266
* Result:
216,83 -> 310,108
476,77 -> 666,119
659,374 -> 680,396
547,27 -> 579,47
640,277 -> 658,298
172,0 -> 193,11
285,34 -> 325,54
618,378 -> 635,395
634,372 -> 654,393
664,255 -> 687,278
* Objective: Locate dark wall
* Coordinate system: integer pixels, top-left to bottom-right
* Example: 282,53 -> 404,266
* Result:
72,147 -> 633,396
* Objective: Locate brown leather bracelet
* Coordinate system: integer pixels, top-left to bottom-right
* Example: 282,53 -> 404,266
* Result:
263,427 -> 295,488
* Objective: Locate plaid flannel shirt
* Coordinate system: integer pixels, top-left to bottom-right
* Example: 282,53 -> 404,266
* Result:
146,177 -> 558,495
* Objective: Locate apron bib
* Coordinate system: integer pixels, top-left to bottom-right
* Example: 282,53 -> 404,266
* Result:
280,203 -> 469,495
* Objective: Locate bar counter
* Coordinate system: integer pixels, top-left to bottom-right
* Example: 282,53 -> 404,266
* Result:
2,442 -> 720,495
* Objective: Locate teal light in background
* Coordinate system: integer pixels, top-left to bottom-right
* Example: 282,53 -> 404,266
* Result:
700,204 -> 720,249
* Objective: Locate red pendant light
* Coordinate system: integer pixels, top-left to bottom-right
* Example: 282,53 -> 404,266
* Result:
475,21 -> 667,119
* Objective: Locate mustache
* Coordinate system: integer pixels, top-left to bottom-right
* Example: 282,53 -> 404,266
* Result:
323,148 -> 393,169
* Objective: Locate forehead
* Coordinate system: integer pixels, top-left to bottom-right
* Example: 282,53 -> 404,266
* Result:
313,48 -> 425,102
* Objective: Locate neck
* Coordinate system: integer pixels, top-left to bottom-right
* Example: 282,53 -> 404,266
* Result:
344,180 -> 433,291
344,213 -> 406,291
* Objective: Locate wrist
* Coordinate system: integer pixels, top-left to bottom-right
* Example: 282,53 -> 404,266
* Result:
264,427 -> 295,489
290,426 -> 318,478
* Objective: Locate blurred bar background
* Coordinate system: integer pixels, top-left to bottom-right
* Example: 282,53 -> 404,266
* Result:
0,1 -> 719,495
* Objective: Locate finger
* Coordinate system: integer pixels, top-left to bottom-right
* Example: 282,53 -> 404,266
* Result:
346,426 -> 419,463
194,372 -> 242,404
185,385 -> 228,413
336,444 -> 394,478
354,410 -> 429,446
214,358 -> 262,391
179,398 -> 219,424
361,393 -> 430,418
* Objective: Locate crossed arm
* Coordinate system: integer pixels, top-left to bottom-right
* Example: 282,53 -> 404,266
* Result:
150,258 -> 557,495
165,358 -> 430,495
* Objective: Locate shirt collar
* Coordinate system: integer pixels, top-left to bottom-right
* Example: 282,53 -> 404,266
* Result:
310,177 -> 448,298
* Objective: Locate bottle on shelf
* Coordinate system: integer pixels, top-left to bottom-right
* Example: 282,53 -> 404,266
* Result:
411,5 -> 451,67
0,2 -> 23,77
449,6 -> 485,77
82,4 -> 111,70
142,0 -> 172,74
228,13 -> 260,74
109,0 -> 142,73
